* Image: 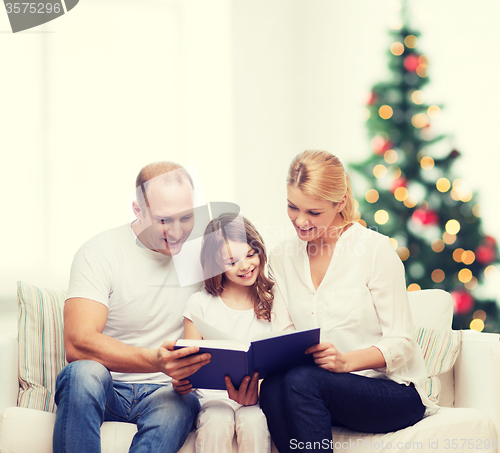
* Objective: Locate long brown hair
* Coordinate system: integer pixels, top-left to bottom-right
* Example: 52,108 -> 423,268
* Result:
288,150 -> 355,226
201,213 -> 274,321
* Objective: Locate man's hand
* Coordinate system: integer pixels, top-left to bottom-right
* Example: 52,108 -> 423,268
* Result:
172,378 -> 194,395
157,341 -> 211,380
306,342 -> 348,373
225,372 -> 259,406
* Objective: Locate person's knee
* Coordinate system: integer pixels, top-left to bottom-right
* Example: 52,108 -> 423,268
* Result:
197,401 -> 235,430
235,405 -> 267,432
55,360 -> 111,401
283,366 -> 317,395
148,387 -> 200,429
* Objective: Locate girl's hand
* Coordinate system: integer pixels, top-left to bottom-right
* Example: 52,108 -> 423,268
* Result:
225,372 -> 259,406
172,378 -> 194,395
306,342 -> 349,373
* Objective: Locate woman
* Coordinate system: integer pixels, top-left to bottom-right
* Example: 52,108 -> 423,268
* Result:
259,150 -> 437,453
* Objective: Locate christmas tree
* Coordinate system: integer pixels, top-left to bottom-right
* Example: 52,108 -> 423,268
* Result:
349,8 -> 500,332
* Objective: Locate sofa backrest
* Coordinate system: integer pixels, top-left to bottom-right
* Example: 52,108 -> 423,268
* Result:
408,289 -> 453,330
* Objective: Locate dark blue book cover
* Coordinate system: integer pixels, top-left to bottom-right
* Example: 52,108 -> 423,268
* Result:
175,328 -> 320,390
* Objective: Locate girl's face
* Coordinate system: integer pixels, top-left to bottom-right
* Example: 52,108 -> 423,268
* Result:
220,240 -> 260,288
287,185 -> 345,243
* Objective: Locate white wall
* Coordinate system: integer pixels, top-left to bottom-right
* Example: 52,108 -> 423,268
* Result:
1,0 -> 499,308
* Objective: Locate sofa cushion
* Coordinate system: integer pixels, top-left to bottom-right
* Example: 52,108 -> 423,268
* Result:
0,406 -> 238,453
331,407 -> 497,453
17,281 -> 67,412
408,290 -> 460,405
415,327 -> 461,403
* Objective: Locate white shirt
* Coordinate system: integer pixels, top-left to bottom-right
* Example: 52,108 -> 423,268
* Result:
184,289 -> 272,407
67,223 -> 200,384
269,222 -> 437,412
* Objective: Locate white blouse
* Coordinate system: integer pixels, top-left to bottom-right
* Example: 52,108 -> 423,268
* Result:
269,222 -> 438,413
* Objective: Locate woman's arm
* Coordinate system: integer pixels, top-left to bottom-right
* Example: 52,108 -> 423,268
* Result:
306,343 -> 385,373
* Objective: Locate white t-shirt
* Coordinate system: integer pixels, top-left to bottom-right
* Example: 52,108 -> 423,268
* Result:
66,223 -> 200,384
269,222 -> 438,413
184,289 -> 272,406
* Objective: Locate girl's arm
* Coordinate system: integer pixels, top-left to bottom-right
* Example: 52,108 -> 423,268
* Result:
183,318 -> 203,340
172,317 -> 203,394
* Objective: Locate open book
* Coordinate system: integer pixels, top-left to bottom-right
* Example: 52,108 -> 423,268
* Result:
175,315 -> 320,390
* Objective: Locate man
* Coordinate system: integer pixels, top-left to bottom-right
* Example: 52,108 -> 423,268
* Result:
53,162 -> 210,453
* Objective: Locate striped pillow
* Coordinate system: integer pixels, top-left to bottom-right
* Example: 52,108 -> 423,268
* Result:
17,281 -> 67,412
415,326 -> 462,403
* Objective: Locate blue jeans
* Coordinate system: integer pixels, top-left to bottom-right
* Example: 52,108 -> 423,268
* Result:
53,360 -> 200,453
260,366 -> 425,453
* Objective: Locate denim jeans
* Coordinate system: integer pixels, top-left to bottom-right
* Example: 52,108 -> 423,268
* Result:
260,365 -> 426,453
53,360 -> 200,453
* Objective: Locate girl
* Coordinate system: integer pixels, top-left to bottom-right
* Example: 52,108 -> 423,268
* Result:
173,212 -> 276,453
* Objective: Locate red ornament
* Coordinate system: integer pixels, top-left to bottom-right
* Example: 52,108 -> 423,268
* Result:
371,136 -> 393,155
404,54 -> 420,72
451,290 -> 474,315
484,236 -> 497,247
475,245 -> 496,265
390,177 -> 407,193
367,92 -> 378,105
412,208 -> 439,226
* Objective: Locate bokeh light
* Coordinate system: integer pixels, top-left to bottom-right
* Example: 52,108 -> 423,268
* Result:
384,149 -> 398,164
390,238 -> 398,249
436,178 -> 451,193
403,195 -> 417,208
427,105 -> 441,118
407,283 -> 421,291
373,164 -> 388,178
458,268 -> 473,283
485,265 -> 497,279
462,250 -> 475,265
411,90 -> 424,104
465,277 -> 478,290
365,189 -> 379,203
431,239 -> 445,252
420,156 -> 434,170
397,246 -> 410,261
390,42 -> 405,56
453,248 -> 465,262
470,319 -> 484,332
445,219 -> 461,235
443,232 -> 456,245
412,113 -> 429,128
394,187 -> 408,201
404,35 -> 418,48
431,269 -> 445,283
374,210 -> 389,224
379,105 -> 394,119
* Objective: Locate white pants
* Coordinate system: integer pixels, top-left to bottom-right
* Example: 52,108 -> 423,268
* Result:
195,399 -> 271,453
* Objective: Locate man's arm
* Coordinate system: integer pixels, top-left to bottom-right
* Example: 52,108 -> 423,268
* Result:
64,297 -> 210,380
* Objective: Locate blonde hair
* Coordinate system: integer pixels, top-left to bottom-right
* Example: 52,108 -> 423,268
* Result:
287,150 -> 355,225
201,213 -> 274,322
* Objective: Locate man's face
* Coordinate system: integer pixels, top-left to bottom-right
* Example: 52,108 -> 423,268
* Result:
135,179 -> 195,256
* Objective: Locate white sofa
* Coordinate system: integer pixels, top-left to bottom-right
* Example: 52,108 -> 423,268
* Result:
1,287 -> 499,453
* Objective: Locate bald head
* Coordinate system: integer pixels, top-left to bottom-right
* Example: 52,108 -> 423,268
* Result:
135,161 -> 193,209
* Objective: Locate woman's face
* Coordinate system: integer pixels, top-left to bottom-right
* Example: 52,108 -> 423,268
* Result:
287,185 -> 344,243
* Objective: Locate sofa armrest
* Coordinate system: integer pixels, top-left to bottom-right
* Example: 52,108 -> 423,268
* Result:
454,330 -> 500,432
0,334 -> 18,412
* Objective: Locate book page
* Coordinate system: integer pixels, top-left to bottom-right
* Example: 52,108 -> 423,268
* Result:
176,338 -> 250,352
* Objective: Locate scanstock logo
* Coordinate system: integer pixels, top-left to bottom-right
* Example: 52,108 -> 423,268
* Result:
3,0 -> 79,33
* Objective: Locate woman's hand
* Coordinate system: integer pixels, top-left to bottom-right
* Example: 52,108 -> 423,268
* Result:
306,342 -> 349,373
225,372 -> 259,406
172,378 -> 194,395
